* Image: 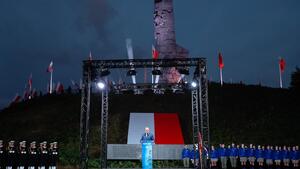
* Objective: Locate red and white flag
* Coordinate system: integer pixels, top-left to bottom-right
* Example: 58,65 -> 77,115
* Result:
218,53 -> 224,86
198,132 -> 203,154
127,113 -> 184,144
152,45 -> 159,60
279,57 -> 286,88
47,61 -> 53,73
218,53 -> 224,69
279,58 -> 286,73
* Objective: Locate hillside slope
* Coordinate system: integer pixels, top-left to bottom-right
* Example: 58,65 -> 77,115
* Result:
0,82 -> 299,164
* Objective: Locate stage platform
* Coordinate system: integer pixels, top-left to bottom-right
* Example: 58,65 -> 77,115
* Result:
108,144 -> 194,160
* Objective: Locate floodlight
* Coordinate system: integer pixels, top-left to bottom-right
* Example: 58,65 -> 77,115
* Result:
97,81 -> 106,90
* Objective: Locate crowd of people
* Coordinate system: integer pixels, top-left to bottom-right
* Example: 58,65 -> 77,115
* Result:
0,140 -> 58,169
182,143 -> 300,168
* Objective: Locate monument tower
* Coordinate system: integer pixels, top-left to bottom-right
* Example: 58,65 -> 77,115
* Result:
153,0 -> 189,83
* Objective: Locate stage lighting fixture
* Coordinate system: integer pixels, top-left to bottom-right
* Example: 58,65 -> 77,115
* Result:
100,68 -> 110,77
191,81 -> 197,88
127,69 -> 137,76
178,67 -> 189,75
152,69 -> 162,75
97,81 -> 106,90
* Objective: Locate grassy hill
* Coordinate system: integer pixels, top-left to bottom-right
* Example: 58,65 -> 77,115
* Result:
0,82 -> 299,166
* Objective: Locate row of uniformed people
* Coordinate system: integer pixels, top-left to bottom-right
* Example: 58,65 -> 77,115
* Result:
181,144 -> 208,168
0,140 -> 58,169
210,143 -> 300,168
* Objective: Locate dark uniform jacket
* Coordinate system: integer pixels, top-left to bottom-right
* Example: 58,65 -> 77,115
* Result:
28,148 -> 38,167
49,148 -> 58,166
6,148 -> 17,167
0,147 -> 6,168
18,148 -> 28,166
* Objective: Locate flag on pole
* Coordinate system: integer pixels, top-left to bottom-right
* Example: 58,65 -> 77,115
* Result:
31,88 -> 37,98
88,51 -> 93,62
23,90 -> 29,100
198,132 -> 203,154
56,82 -> 64,94
279,58 -> 286,73
152,45 -> 160,84
47,61 -> 53,72
152,45 -> 159,60
11,94 -> 21,105
218,53 -> 224,69
218,53 -> 224,86
28,74 -> 33,91
279,57 -> 286,88
198,131 -> 203,169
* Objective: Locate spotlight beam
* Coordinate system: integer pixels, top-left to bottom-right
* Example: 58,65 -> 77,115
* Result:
126,38 -> 136,84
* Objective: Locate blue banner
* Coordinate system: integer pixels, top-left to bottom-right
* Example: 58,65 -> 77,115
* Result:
142,142 -> 153,169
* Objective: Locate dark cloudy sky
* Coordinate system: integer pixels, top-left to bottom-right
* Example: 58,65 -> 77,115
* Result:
1,0 -> 300,108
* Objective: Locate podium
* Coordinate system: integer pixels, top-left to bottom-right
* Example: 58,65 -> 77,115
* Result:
142,142 -> 153,169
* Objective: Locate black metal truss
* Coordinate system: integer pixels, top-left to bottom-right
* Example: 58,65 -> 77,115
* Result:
79,58 -> 210,169
84,58 -> 206,69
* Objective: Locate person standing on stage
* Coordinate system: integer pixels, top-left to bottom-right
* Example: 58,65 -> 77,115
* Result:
140,127 -> 154,143
6,141 -> 17,169
28,141 -> 38,169
291,146 -> 299,167
181,145 -> 190,168
239,144 -> 247,167
296,146 -> 300,167
190,144 -> 199,168
218,144 -> 227,169
282,146 -> 290,167
210,145 -> 219,167
265,145 -> 273,167
39,141 -> 48,169
0,140 -> 5,169
17,141 -> 27,169
229,143 -> 238,168
49,142 -> 58,169
273,146 -> 281,167
247,144 -> 256,167
255,145 -> 264,167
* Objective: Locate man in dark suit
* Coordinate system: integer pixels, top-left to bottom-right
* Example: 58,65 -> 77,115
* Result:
140,127 -> 154,143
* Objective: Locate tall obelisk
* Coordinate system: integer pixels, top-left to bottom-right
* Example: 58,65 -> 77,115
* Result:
153,0 -> 189,83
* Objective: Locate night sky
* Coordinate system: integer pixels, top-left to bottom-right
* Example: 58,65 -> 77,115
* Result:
1,0 -> 300,108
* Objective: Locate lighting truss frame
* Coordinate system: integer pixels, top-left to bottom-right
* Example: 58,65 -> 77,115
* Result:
79,58 -> 210,169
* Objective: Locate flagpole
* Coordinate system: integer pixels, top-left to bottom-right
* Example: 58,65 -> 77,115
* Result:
279,63 -> 283,88
220,68 -> 223,86
144,67 -> 147,83
50,71 -> 53,94
152,75 -> 154,84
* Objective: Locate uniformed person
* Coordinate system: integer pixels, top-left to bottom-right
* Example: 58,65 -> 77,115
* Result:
6,141 -> 17,169
28,141 -> 38,169
218,144 -> 227,169
0,140 -> 5,169
247,144 -> 256,167
48,142 -> 58,169
265,145 -> 273,167
255,145 -> 264,167
17,141 -> 27,169
228,143 -> 238,168
39,141 -> 48,169
238,144 -> 247,166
